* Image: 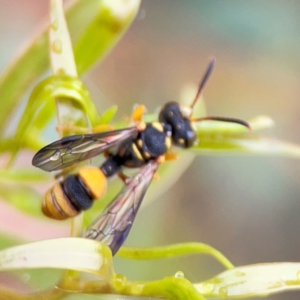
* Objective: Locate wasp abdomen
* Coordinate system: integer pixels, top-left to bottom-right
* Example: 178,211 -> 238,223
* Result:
42,182 -> 78,220
42,167 -> 107,220
78,167 -> 107,199
63,175 -> 94,210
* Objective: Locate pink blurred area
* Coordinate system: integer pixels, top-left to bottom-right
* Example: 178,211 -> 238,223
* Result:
0,1 -> 48,71
1,1 -> 300,299
0,151 -> 69,240
0,201 -> 68,240
0,1 -> 69,241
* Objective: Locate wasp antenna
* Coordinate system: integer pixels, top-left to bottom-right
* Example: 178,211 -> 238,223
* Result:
190,56 -> 216,111
192,116 -> 251,129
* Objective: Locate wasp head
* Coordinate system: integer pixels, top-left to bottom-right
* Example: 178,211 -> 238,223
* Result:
158,57 -> 250,149
159,102 -> 196,148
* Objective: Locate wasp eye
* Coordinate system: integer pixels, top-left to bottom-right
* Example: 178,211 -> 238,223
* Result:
185,130 -> 197,148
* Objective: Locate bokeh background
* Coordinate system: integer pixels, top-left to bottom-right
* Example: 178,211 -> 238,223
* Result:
1,1 -> 300,299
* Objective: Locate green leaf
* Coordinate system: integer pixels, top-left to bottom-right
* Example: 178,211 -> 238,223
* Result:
12,75 -> 99,160
0,169 -> 49,182
97,105 -> 118,125
118,242 -> 234,270
0,183 -> 42,217
193,117 -> 300,158
73,0 -> 141,74
0,0 -> 141,133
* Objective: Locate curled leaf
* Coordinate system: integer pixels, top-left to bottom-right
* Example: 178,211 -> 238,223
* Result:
0,238 -> 114,279
14,75 -> 98,153
196,263 -> 300,298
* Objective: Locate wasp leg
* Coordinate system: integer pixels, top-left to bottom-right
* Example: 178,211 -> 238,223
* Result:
136,122 -> 147,132
54,165 -> 79,180
91,124 -> 114,133
164,152 -> 178,161
153,153 -> 177,180
103,150 -> 110,158
117,172 -> 131,184
56,124 -> 91,135
56,124 -> 114,135
153,172 -> 160,181
131,104 -> 146,123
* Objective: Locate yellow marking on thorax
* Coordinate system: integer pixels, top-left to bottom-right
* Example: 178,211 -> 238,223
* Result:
165,136 -> 172,150
151,122 -> 164,132
137,122 -> 146,131
143,151 -> 151,159
137,139 -> 143,149
131,143 -> 144,161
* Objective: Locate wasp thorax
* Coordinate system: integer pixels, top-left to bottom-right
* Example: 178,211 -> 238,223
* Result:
159,102 -> 197,148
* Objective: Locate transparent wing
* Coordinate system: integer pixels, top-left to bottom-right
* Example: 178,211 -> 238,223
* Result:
32,127 -> 138,172
85,161 -> 159,255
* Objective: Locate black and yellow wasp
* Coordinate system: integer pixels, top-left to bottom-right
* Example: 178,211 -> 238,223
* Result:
32,58 -> 249,255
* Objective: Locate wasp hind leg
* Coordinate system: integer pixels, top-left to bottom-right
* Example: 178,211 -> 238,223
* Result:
56,123 -> 114,136
164,152 -> 178,161
117,172 -> 131,185
153,154 -> 178,180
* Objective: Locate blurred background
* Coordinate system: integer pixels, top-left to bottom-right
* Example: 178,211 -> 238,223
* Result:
1,0 -> 300,299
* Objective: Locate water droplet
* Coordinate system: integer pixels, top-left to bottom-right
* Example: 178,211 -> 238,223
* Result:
52,39 -> 62,54
219,287 -> 228,296
131,283 -> 143,294
214,134 -> 223,141
234,271 -> 245,277
114,274 -> 126,289
56,68 -> 65,75
44,84 -> 53,91
50,150 -> 61,161
21,273 -> 30,282
175,271 -> 184,278
200,282 -> 214,294
296,270 -> 300,281
51,19 -> 59,31
137,8 -> 146,20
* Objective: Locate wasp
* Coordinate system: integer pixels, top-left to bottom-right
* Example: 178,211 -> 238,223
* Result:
32,58 -> 250,255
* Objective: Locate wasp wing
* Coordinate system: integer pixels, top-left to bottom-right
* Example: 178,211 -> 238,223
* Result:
32,127 -> 138,172
85,161 -> 159,255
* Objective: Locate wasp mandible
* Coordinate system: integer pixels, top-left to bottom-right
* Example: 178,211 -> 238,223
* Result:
32,58 -> 249,255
